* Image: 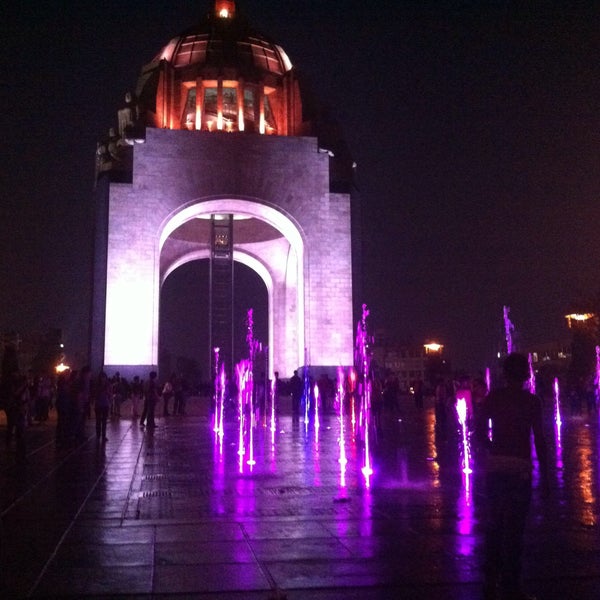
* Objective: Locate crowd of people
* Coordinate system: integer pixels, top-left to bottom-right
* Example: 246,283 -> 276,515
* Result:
1,367 -> 191,464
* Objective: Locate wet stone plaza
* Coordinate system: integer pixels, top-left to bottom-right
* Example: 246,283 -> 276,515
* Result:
1,395 -> 599,599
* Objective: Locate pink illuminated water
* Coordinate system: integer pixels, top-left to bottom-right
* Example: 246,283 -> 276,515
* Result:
314,383 -> 320,431
217,363 -> 225,437
528,353 -> 536,395
270,378 -> 276,437
213,347 -> 221,433
337,366 -> 348,488
355,304 -> 374,485
236,361 -> 248,470
595,345 -> 600,407
554,377 -> 562,435
244,309 -> 258,468
455,395 -> 472,475
503,305 -> 514,354
211,303 -> 384,490
349,369 -> 357,432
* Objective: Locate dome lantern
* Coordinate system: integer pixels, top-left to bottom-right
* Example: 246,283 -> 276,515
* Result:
214,0 -> 236,19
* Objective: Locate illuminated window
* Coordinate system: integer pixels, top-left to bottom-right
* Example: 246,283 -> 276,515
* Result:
204,88 -> 217,114
264,95 -> 277,133
172,35 -> 208,67
243,87 -> 255,131
223,87 -> 237,119
182,88 -> 196,129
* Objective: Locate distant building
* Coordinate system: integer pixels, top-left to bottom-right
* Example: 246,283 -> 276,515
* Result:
372,333 -> 450,392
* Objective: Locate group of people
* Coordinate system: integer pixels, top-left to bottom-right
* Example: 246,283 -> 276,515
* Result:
2,352 -> 553,599
1,367 -> 189,462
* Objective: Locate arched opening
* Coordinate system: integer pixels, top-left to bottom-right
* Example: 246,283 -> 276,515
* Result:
158,198 -> 304,378
159,259 -> 267,389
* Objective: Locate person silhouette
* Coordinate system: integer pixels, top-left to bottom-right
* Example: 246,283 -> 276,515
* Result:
477,353 -> 550,600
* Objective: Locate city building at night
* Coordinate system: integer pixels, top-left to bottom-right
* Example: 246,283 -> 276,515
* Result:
372,333 -> 450,392
90,1 -> 359,379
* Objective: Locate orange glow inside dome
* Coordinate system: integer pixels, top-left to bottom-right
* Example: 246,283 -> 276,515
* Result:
215,1 -> 235,19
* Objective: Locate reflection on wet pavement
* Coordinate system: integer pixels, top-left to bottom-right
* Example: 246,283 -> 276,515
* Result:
0,397 -> 598,598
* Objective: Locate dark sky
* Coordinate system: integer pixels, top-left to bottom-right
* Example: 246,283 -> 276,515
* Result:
2,1 -> 599,373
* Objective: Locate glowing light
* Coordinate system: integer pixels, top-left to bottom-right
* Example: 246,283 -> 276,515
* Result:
424,342 -> 443,353
485,367 -> 491,393
455,395 -> 472,474
554,377 -> 562,433
104,280 -> 155,366
55,362 -> 70,374
275,44 -> 293,71
565,313 -> 595,328
215,1 -> 235,19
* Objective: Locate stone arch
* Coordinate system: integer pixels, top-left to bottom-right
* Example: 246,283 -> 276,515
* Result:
158,198 -> 306,376
161,248 -> 274,376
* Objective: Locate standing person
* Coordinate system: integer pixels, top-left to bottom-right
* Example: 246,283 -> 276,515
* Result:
162,374 -> 174,417
434,377 -> 450,439
130,375 -> 143,419
26,369 -> 38,426
413,378 -> 424,409
477,353 -> 550,600
172,373 -> 184,416
94,372 -> 110,442
289,370 -> 303,418
110,371 -> 125,418
55,371 -> 71,449
37,373 -> 53,422
7,371 -> 29,465
72,367 -> 92,443
140,371 -> 159,429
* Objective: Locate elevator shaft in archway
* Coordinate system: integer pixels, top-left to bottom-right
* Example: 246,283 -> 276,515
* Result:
209,214 -> 234,379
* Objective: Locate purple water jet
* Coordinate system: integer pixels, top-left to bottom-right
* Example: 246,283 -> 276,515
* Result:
554,376 -> 562,435
455,394 -> 472,475
528,353 -> 536,395
503,305 -> 515,354
595,345 -> 600,408
355,304 -> 374,484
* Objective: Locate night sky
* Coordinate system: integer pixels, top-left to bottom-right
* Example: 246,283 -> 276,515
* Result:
2,1 -> 599,374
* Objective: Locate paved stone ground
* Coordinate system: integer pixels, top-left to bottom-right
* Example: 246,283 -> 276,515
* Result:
0,395 -> 598,599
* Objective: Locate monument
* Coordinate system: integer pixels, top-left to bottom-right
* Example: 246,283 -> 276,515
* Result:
91,1 -> 360,380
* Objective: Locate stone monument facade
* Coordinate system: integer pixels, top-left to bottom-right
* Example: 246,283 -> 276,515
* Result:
91,1 -> 359,379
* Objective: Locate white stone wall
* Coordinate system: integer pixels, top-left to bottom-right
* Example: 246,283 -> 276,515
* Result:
104,129 -> 353,376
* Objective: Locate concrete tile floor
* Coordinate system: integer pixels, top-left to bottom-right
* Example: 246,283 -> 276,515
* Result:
0,396 -> 599,599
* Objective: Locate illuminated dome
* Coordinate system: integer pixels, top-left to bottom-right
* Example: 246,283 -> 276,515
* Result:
136,0 -> 301,135
100,1 -> 354,192
155,10 -> 293,76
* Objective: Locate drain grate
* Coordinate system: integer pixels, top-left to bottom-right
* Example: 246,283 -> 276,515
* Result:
142,473 -> 166,481
139,490 -> 172,498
